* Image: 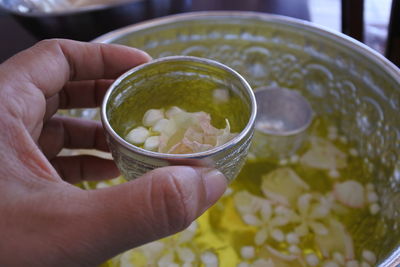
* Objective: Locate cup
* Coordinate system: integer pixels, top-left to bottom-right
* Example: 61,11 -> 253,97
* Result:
101,56 -> 256,181
250,86 -> 313,159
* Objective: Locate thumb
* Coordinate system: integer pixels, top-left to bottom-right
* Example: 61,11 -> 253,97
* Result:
83,166 -> 227,264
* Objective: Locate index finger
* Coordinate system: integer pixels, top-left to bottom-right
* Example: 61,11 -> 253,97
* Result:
0,39 -> 151,99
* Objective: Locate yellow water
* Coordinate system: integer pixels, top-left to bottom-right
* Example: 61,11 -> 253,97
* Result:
98,117 -> 385,267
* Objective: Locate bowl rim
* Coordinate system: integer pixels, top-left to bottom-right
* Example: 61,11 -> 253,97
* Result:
0,0 -> 142,17
101,55 -> 257,160
93,11 -> 400,86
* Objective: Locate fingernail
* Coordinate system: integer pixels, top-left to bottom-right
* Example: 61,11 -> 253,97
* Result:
202,169 -> 227,207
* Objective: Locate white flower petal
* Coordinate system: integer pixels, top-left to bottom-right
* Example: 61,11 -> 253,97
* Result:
270,216 -> 290,226
240,246 -> 255,259
266,246 -> 297,261
234,191 -> 263,215
310,203 -> 330,219
143,109 -> 164,127
143,136 -> 160,151
300,138 -> 347,170
271,229 -> 285,242
165,106 -> 184,119
306,253 -> 319,266
158,252 -> 175,267
369,203 -> 380,215
260,200 -> 272,221
334,180 -> 365,208
125,126 -> 149,144
310,222 -> 329,235
332,252 -> 344,265
288,245 -> 301,254
243,214 -> 262,226
177,247 -> 195,263
367,192 -> 378,203
201,251 -> 218,267
286,232 -> 299,244
362,250 -> 376,264
178,222 -> 198,243
254,228 -> 268,245
261,168 -> 309,206
297,193 -> 312,215
152,118 -> 170,133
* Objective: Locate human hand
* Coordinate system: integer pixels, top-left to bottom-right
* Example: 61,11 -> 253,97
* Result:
0,39 -> 227,266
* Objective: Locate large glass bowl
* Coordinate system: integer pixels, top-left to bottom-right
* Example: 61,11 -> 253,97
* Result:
90,12 -> 400,266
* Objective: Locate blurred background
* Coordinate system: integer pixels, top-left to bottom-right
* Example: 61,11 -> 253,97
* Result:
0,0 -> 397,65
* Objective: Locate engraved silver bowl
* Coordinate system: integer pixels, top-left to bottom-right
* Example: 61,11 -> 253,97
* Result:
101,56 -> 256,181
93,12 -> 400,265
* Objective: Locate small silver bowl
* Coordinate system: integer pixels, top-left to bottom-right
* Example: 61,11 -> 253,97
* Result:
101,56 -> 257,181
251,86 -> 313,159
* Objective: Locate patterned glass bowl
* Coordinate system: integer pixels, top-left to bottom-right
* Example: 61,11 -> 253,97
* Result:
91,12 -> 399,265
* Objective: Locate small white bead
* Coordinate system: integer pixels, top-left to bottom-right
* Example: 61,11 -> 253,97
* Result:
324,261 -> 339,267
346,260 -> 359,267
271,229 -> 284,242
165,106 -> 184,119
306,254 -> 319,266
286,232 -> 299,244
279,159 -> 288,165
240,246 -> 255,259
288,245 -> 300,254
360,262 -> 371,267
126,126 -> 149,144
366,183 -> 374,191
362,250 -> 376,264
201,252 -> 218,266
369,203 -> 380,215
290,154 -> 299,164
178,247 -> 195,264
144,136 -> 160,151
339,136 -> 348,143
328,132 -> 337,140
328,126 -> 338,134
213,88 -> 230,103
328,169 -> 340,178
143,109 -> 164,127
237,262 -> 250,267
275,205 -> 288,215
349,148 -> 358,156
367,192 -> 378,203
332,252 -> 345,265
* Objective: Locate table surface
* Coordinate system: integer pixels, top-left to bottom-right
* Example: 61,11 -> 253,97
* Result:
0,0 -> 310,63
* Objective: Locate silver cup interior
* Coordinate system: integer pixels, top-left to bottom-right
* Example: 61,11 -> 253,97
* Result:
255,86 -> 313,136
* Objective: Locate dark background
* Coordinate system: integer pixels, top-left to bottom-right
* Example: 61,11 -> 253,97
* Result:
0,0 -> 310,63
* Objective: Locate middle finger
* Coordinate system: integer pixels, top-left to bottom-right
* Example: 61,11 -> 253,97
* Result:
39,115 -> 109,159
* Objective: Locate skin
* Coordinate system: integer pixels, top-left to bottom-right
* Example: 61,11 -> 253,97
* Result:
0,39 -> 227,266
